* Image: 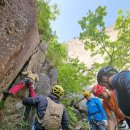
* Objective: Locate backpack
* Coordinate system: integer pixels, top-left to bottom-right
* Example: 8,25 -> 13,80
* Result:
36,97 -> 64,130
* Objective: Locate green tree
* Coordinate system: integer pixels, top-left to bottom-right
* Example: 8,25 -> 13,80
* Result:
47,36 -> 88,130
79,6 -> 130,71
36,1 -> 88,128
36,0 -> 59,42
47,36 -> 68,67
58,58 -> 88,93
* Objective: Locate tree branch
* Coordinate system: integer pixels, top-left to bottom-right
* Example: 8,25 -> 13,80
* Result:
112,46 -> 130,64
109,48 -> 115,65
99,35 -> 112,57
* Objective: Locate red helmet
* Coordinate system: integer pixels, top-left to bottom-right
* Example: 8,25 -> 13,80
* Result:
92,84 -> 106,97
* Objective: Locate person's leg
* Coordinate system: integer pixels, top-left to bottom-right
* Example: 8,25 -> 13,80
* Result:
9,82 -> 25,95
98,124 -> 107,130
91,123 -> 99,130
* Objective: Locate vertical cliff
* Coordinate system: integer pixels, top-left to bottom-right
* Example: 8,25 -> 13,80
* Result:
0,0 -> 58,129
0,0 -> 39,95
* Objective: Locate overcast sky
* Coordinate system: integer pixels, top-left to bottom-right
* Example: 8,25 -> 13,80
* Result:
50,0 -> 130,43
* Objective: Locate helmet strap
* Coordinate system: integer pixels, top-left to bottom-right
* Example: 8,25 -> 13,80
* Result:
106,82 -> 114,90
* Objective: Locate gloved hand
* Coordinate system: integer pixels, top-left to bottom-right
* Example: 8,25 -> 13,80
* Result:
117,121 -> 126,128
23,78 -> 32,87
103,120 -> 108,127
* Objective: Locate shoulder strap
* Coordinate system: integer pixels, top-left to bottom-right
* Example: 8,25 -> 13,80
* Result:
46,97 -> 64,107
46,97 -> 64,116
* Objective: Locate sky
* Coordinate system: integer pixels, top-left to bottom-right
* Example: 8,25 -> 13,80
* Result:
50,0 -> 130,43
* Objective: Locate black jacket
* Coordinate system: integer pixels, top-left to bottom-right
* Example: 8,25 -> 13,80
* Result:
111,71 -> 130,127
22,94 -> 69,130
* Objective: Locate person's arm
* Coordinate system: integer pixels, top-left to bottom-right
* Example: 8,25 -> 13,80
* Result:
103,102 -> 115,130
29,86 -> 36,97
108,114 -> 116,130
61,108 -> 69,130
95,98 -> 107,120
22,96 -> 45,106
120,110 -> 130,120
106,111 -> 115,130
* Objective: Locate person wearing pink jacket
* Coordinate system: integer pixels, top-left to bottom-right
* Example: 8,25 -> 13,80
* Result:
3,71 -> 39,97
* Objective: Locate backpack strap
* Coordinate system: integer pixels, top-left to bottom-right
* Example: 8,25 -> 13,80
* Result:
35,97 -> 50,125
35,114 -> 42,124
35,97 -> 64,128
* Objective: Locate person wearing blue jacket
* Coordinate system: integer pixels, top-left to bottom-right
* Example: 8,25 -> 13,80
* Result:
83,90 -> 108,130
97,66 -> 130,128
22,85 -> 69,130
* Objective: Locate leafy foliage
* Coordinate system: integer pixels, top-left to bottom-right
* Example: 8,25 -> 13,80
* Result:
79,6 -> 130,84
18,120 -> 30,129
47,36 -> 67,67
36,1 -> 89,128
0,101 -> 5,109
61,97 -> 80,129
47,39 -> 89,128
67,107 -> 78,129
58,58 -> 89,93
36,0 -> 59,42
36,1 -> 67,67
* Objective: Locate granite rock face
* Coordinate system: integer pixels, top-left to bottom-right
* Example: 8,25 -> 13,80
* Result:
0,0 -> 39,92
0,1 -> 58,129
26,42 -> 58,96
0,42 -> 58,129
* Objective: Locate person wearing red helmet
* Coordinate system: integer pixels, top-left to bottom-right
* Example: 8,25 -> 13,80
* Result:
92,84 -> 125,130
